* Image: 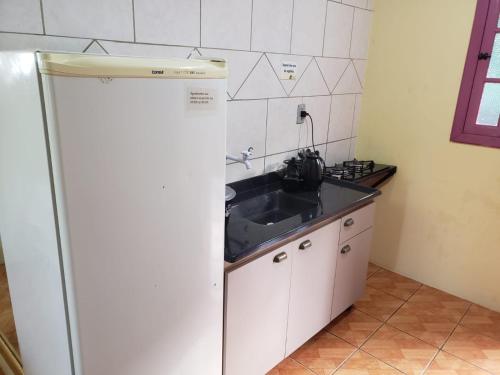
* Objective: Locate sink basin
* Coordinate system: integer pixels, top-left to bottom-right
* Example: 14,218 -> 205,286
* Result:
230,190 -> 317,225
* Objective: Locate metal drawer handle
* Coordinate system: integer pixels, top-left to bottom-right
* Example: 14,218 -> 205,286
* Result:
299,240 -> 312,250
344,218 -> 355,227
273,252 -> 288,263
341,245 -> 351,254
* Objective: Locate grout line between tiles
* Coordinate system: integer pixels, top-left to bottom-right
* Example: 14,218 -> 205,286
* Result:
131,0 -> 136,42
331,62 -> 351,94
249,0 -> 254,51
95,40 -> 109,54
81,39 -> 95,53
0,30 -> 370,60
438,349 -> 496,375
263,99 -> 269,171
39,0 -> 46,35
321,0 -> 329,57
199,0 -> 202,47
289,0 -> 295,54
264,53 -> 289,97
288,57 -> 314,96
348,7 -> 355,57
420,349 -> 440,375
231,53 -> 264,99
289,358 -> 316,374
357,347 -> 407,374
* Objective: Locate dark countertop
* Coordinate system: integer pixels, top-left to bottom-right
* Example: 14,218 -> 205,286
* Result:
224,172 -> 382,268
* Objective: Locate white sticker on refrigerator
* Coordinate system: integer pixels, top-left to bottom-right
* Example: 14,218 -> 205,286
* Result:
186,87 -> 217,111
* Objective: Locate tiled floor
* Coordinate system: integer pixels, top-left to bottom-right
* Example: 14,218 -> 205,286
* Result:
268,264 -> 500,375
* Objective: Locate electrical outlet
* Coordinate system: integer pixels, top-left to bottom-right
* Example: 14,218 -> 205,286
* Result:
296,104 -> 306,124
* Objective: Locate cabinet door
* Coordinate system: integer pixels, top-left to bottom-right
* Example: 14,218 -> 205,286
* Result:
286,221 -> 340,356
224,246 -> 292,375
331,228 -> 373,320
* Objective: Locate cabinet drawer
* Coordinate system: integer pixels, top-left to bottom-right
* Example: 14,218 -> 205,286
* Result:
340,202 -> 375,243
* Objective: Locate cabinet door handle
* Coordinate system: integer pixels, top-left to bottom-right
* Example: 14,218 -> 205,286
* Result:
299,240 -> 312,250
341,245 -> 351,254
344,218 -> 355,227
273,252 -> 288,263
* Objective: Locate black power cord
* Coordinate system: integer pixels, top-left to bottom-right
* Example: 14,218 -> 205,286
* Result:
300,110 -> 316,152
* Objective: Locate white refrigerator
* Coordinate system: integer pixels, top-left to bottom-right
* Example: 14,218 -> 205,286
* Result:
0,52 -> 227,375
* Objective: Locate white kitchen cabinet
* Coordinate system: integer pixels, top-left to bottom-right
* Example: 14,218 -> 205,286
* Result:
331,228 -> 373,320
340,202 -> 375,243
285,220 -> 340,355
224,246 -> 292,375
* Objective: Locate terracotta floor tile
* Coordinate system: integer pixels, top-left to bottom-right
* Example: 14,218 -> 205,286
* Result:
409,286 -> 471,320
267,358 -> 314,375
461,304 -> 500,342
325,308 -> 383,347
443,325 -> 500,374
361,325 -> 438,375
291,330 -> 356,375
424,351 -> 489,374
367,270 -> 422,300
354,287 -> 405,322
335,351 -> 401,374
387,302 -> 460,348
367,263 -> 381,279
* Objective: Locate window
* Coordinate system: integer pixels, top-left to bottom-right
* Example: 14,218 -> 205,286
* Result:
451,0 -> 500,147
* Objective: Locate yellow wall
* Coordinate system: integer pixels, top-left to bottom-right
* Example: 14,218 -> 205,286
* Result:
358,0 -> 500,311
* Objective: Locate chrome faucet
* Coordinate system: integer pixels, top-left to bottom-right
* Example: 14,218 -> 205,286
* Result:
226,147 -> 254,170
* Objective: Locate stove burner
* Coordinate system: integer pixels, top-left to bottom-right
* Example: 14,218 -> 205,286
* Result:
324,159 -> 375,180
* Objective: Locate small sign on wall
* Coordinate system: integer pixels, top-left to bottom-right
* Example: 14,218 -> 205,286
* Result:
280,61 -> 297,80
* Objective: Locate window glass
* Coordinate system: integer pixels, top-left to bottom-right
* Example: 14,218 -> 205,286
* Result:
476,82 -> 500,126
487,33 -> 500,78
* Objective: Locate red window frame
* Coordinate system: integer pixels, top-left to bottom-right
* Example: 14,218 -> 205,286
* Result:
451,0 -> 500,148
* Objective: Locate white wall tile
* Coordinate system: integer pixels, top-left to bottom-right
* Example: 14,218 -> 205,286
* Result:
201,0 -> 252,50
99,41 -> 193,59
342,0 -> 367,8
349,137 -> 357,159
323,2 -> 354,58
267,53 -> 312,95
350,8 -> 373,59
290,0 -> 327,56
325,139 -> 351,165
227,100 -> 268,159
42,0 -> 134,41
329,94 -> 356,141
300,96 -> 331,147
235,55 -> 286,99
353,59 -> 368,87
333,62 -> 362,94
85,41 -> 108,54
0,33 -> 90,52
266,97 -> 302,154
0,0 -> 43,33
264,150 -> 299,173
134,0 -> 199,46
352,94 -> 363,137
251,0 -> 293,53
316,57 -> 350,93
199,48 -> 262,98
226,158 -> 265,183
290,59 -> 330,97
366,0 -> 375,11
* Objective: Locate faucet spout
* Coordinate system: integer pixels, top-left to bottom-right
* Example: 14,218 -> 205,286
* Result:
226,147 -> 254,170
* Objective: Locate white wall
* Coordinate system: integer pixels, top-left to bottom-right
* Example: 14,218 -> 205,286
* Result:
0,0 -> 373,183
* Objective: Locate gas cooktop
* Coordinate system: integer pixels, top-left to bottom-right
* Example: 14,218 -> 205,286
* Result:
324,159 -> 397,188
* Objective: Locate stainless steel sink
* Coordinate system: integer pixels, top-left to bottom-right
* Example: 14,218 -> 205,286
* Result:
230,190 -> 317,225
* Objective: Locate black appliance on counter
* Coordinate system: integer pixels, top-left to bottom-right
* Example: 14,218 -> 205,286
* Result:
282,153 -> 397,190
283,149 -> 325,191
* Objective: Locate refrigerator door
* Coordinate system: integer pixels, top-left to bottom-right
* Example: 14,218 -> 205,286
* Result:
40,54 -> 227,375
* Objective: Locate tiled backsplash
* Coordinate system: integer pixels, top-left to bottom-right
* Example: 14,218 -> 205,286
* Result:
0,0 -> 373,183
